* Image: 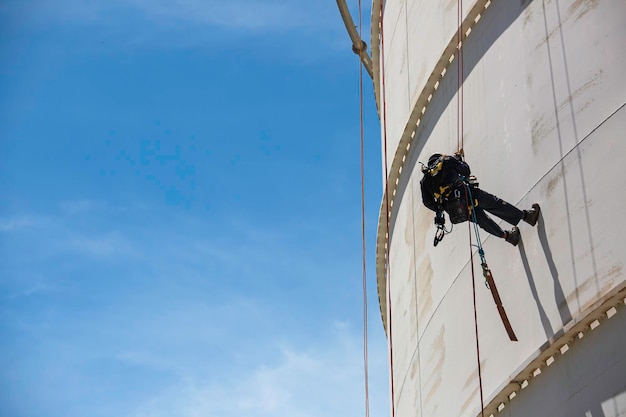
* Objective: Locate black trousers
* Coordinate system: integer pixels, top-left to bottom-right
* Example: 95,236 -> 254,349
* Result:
462,187 -> 524,237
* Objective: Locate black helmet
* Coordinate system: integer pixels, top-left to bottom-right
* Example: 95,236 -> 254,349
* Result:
428,153 -> 442,167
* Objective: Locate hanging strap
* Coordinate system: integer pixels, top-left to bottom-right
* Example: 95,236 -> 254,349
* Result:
463,181 -> 518,342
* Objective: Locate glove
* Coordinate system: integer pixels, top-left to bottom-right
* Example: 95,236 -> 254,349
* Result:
434,211 -> 445,226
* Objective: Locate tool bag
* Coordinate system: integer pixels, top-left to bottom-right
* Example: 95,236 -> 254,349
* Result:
443,176 -> 479,224
444,188 -> 467,224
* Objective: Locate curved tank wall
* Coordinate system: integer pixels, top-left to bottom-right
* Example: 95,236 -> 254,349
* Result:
371,0 -> 626,417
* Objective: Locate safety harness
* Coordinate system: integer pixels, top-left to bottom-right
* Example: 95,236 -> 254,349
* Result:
425,156 -> 479,229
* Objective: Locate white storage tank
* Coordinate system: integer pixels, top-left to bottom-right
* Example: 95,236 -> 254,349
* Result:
369,0 -> 626,416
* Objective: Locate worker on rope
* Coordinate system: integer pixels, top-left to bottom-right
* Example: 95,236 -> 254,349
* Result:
420,152 -> 540,246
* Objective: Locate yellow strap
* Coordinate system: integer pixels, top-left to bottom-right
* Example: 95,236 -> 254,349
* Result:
434,185 -> 452,202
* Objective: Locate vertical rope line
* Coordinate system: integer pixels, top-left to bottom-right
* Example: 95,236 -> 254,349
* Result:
460,0 -> 465,151
463,186 -> 486,417
469,227 -> 486,417
457,0 -> 462,151
458,1 -> 483,415
379,2 -> 396,417
357,1 -> 370,417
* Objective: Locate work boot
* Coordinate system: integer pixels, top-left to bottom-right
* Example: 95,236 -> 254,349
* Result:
504,227 -> 520,246
523,203 -> 541,226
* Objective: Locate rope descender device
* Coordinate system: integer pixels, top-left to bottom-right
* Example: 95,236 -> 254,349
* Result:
481,260 -> 492,289
433,211 -> 452,247
434,223 -> 446,246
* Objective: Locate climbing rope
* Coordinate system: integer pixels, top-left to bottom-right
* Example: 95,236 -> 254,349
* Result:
462,179 -> 487,417
467,219 -> 486,417
464,182 -> 489,274
457,0 -> 461,151
357,1 -> 370,417
456,0 -> 485,414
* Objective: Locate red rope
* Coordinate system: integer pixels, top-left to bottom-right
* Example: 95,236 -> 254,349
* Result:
457,0 -> 460,151
469,230 -> 485,417
457,0 -> 464,152
458,1 -> 484,415
357,1 -> 370,417
460,0 -> 465,151
464,188 -> 486,417
459,0 -> 465,153
379,3 -> 396,417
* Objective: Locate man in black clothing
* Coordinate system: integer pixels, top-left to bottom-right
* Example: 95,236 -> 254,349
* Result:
420,152 -> 540,246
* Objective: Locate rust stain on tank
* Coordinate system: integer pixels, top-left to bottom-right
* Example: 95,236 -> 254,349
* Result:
531,113 -> 556,154
410,278 -> 419,341
416,65 -> 428,93
405,216 -> 414,247
414,388 -> 421,412
460,387 -> 479,414
417,257 -> 434,320
568,71 -> 602,101
561,71 -> 602,114
409,255 -> 416,282
400,50 -> 408,76
462,360 -> 486,389
535,0 -> 600,51
459,359 -> 486,413
522,7 -> 533,27
579,243 -> 600,260
565,263 -> 623,307
445,0 -> 457,12
531,69 -> 601,155
568,0 -> 598,21
607,264 -> 623,278
576,99 -> 594,116
544,166 -> 565,197
410,356 -> 420,380
412,187 -> 433,255
424,325 -> 446,404
533,25 -> 559,51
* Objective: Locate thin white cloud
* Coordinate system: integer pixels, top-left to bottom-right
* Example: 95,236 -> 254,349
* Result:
127,323 -> 389,417
0,217 -> 33,231
0,207 -> 135,260
58,200 -> 109,215
2,203 -> 390,417
2,0 -> 352,61
6,283 -> 56,299
126,0 -> 317,32
5,0 -> 335,33
68,230 -> 137,258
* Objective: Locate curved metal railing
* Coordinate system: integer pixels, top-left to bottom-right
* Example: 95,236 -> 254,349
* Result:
335,0 -> 374,79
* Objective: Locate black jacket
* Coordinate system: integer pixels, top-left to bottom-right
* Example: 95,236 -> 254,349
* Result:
420,155 -> 471,212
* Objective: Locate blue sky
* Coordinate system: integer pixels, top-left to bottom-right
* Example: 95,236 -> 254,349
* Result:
0,1 -> 389,416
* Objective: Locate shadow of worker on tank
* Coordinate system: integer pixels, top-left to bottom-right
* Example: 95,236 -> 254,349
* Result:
518,212 -> 573,339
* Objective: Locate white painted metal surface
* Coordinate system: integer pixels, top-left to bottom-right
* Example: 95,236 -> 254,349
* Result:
371,0 -> 626,416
